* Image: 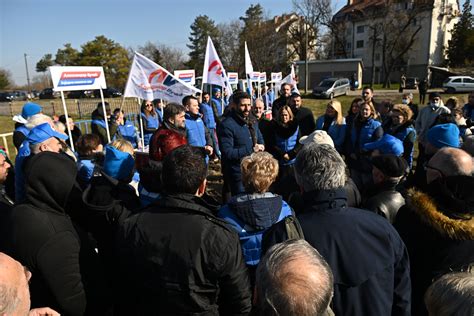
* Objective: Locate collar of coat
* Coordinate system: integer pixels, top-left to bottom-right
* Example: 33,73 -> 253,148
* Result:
407,188 -> 474,240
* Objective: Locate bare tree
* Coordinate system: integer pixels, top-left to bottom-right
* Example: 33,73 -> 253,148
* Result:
217,20 -> 242,71
157,44 -> 187,71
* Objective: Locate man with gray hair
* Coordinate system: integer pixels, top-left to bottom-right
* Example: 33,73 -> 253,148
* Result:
294,143 -> 411,315
254,239 -> 334,316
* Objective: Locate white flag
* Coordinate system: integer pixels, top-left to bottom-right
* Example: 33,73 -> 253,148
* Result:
124,52 -> 200,102
244,42 -> 254,75
202,37 -> 233,96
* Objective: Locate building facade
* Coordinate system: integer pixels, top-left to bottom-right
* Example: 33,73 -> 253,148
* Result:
332,0 -> 459,84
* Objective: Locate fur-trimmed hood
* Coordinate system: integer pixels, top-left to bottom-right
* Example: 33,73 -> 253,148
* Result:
407,187 -> 474,241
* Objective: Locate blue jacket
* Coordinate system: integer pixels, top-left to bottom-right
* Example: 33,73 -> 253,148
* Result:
218,111 -> 264,195
15,125 -> 30,137
185,113 -> 207,148
77,158 -> 96,188
218,193 -> 293,266
199,102 -> 216,129
275,126 -> 299,165
463,103 -> 474,121
211,98 -> 223,116
140,112 -> 160,146
350,118 -> 383,153
315,115 -> 347,150
117,122 -> 137,148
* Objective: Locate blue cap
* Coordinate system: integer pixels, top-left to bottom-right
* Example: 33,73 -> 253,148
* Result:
103,145 -> 135,181
363,134 -> 404,156
427,123 -> 460,149
212,87 -> 221,93
26,123 -> 68,145
21,102 -> 42,119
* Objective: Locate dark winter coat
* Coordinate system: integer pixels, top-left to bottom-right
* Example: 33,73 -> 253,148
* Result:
386,120 -> 416,167
0,152 -> 110,316
293,106 -> 316,137
115,193 -> 252,315
269,120 -> 301,165
218,110 -> 264,195
297,188 -> 411,316
363,179 -> 405,223
394,176 -> 474,316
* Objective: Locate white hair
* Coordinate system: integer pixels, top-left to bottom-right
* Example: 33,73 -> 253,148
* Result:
25,114 -> 52,129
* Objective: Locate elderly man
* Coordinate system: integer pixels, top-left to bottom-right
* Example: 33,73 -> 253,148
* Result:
218,91 -> 264,196
294,143 -> 411,315
254,239 -> 334,316
395,147 -> 474,315
0,252 -> 59,316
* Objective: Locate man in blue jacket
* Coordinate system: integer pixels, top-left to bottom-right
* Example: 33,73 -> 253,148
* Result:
293,143 -> 411,316
183,95 -> 213,161
218,91 -> 264,196
200,92 -> 220,159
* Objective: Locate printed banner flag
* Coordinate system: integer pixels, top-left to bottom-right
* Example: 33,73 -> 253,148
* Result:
259,72 -> 267,83
250,72 -> 260,82
202,36 -> 233,96
227,72 -> 238,85
271,72 -> 282,82
50,66 -> 106,91
124,52 -> 200,102
174,69 -> 196,85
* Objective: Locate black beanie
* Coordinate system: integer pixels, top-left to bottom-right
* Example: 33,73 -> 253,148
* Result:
371,154 -> 407,177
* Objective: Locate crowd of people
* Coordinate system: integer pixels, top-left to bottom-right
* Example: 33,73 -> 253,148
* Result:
0,83 -> 473,315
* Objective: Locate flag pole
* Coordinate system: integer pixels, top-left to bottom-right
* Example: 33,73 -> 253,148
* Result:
137,98 -> 145,150
60,91 -> 75,152
99,87 -> 111,143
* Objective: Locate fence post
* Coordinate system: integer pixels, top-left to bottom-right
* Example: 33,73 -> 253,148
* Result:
77,100 -> 82,119
9,102 -> 13,117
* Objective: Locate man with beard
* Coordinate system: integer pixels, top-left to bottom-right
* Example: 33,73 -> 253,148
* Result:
218,91 -> 264,196
149,102 -> 187,162
289,93 -> 316,137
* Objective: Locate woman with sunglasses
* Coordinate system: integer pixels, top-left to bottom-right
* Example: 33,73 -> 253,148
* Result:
140,100 -> 160,147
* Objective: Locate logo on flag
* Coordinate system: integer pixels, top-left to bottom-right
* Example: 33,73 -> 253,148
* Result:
173,70 -> 195,85
124,52 -> 200,103
227,72 -> 238,84
202,37 -> 233,98
49,66 -> 107,91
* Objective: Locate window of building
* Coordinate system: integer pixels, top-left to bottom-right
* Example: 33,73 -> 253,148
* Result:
356,40 -> 364,48
357,25 -> 365,33
346,42 -> 352,50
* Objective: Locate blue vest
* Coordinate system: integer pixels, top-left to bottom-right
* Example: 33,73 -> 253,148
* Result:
315,115 -> 347,150
218,200 -> 293,266
275,127 -> 299,165
351,118 -> 382,152
199,102 -> 216,129
91,119 -> 107,129
185,113 -> 207,147
15,125 -> 30,137
117,123 -> 137,148
77,159 -> 96,186
211,98 -> 223,116
392,126 -> 416,167
141,113 -> 159,146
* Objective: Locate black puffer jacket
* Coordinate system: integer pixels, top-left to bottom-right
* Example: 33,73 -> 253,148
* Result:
363,179 -> 405,223
0,152 -> 110,316
394,175 -> 474,316
116,193 -> 252,315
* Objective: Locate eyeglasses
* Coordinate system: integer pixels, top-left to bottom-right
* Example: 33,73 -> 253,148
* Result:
146,104 -> 153,107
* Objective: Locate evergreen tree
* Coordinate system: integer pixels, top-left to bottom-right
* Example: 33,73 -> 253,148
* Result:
186,15 -> 220,74
447,0 -> 474,67
55,44 -> 80,66
36,54 -> 54,73
0,68 -> 12,90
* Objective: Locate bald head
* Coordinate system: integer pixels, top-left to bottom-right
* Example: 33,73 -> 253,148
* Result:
0,253 -> 31,315
427,147 -> 473,184
255,239 -> 333,315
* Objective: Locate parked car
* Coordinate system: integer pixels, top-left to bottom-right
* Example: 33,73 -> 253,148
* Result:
39,88 -> 60,99
405,77 -> 419,89
0,92 -> 16,102
12,91 -> 28,101
93,88 -> 122,98
312,78 -> 351,99
443,76 -> 474,93
67,90 -> 94,99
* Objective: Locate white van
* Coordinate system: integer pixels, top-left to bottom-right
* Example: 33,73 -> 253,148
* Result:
312,78 -> 351,99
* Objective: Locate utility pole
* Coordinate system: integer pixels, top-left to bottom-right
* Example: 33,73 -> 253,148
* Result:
24,53 -> 31,94
305,23 -> 309,95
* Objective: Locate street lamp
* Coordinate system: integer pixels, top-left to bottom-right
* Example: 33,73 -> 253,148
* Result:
275,14 -> 310,94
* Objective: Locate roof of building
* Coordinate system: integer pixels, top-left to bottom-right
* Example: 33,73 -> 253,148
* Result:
294,58 -> 364,65
333,0 -> 434,20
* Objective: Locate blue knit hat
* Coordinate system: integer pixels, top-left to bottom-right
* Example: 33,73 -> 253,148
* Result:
212,87 -> 221,93
103,145 -> 135,181
427,123 -> 460,149
363,134 -> 404,156
21,102 -> 42,119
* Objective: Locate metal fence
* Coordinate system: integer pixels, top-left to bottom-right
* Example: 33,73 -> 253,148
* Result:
0,98 -> 143,119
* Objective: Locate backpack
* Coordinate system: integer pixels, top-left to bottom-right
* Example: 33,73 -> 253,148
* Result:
260,215 -> 305,256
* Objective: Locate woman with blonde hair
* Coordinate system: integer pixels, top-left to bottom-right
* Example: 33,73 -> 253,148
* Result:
315,100 -> 346,152
218,152 -> 293,284
347,101 -> 383,193
386,104 -> 416,168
